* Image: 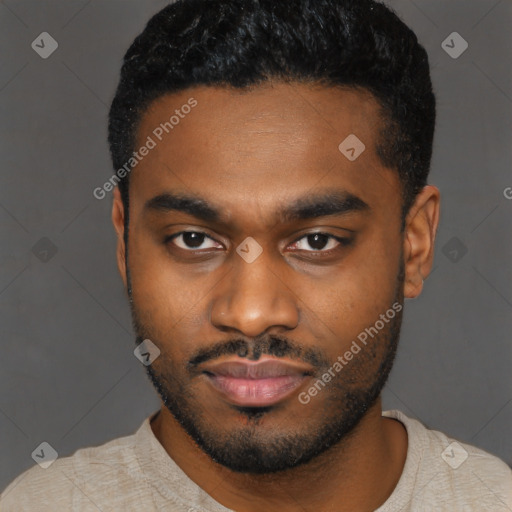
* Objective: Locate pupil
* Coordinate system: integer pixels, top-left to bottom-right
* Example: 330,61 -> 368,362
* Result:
308,233 -> 328,250
184,232 -> 204,248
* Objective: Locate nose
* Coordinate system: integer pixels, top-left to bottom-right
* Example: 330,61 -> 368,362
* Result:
210,249 -> 299,338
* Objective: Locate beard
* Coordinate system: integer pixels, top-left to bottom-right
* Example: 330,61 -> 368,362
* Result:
126,260 -> 405,474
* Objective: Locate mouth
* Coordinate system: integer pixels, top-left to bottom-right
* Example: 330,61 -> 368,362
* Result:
201,357 -> 313,407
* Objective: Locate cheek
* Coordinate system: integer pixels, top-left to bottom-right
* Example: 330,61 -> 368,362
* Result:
299,233 -> 402,342
127,231 -> 220,358
127,233 -> 189,337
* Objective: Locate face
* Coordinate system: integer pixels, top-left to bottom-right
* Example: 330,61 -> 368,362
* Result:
113,82 -> 427,473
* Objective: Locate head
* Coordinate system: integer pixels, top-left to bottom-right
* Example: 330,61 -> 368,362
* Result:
108,0 -> 439,473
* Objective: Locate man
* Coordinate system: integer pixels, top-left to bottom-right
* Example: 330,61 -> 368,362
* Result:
2,0 -> 511,510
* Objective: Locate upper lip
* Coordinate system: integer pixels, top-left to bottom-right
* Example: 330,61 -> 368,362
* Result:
201,357 -> 314,379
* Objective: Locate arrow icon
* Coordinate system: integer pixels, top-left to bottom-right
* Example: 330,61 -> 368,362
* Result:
32,237 -> 58,262
441,32 -> 468,59
31,32 -> 58,59
32,442 -> 58,468
339,134 -> 365,161
134,339 -> 160,365
442,237 -> 467,263
441,441 -> 468,469
236,237 -> 263,263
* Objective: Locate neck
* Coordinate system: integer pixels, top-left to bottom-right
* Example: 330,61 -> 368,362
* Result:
151,397 -> 407,512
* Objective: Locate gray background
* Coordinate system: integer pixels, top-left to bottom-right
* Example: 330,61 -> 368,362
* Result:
1,0 -> 511,493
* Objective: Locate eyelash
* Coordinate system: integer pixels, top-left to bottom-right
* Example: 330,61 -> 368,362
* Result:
164,231 -> 352,256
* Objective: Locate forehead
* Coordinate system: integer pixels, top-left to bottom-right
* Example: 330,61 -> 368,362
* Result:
130,82 -> 401,226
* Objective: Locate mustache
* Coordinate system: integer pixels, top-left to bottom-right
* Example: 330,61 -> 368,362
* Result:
186,335 -> 328,370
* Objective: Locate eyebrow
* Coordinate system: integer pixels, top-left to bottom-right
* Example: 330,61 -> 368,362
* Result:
144,189 -> 371,225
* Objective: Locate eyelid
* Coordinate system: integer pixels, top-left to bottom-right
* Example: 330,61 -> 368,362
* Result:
166,229 -> 351,253
166,231 -> 223,251
287,232 -> 350,253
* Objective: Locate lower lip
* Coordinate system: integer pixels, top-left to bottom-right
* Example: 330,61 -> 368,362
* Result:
205,374 -> 307,406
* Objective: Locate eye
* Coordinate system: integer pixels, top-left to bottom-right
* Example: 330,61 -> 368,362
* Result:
166,231 -> 222,251
288,232 -> 350,253
165,230 -> 351,255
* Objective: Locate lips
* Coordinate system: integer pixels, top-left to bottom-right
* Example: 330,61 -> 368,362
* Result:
201,357 -> 313,407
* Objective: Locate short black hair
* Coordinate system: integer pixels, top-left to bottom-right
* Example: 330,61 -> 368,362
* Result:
108,0 -> 436,226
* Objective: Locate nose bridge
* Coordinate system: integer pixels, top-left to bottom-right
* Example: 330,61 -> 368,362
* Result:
210,247 -> 299,336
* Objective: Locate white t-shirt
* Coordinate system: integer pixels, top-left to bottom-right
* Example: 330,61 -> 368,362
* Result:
1,409 -> 510,511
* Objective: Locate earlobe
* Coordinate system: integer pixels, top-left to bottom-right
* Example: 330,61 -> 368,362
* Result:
112,187 -> 128,288
403,185 -> 440,299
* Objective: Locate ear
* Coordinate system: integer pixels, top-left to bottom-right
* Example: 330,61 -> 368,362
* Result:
403,185 -> 440,298
112,186 -> 128,289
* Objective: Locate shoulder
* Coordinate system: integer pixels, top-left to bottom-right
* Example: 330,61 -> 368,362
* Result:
0,428 -> 143,512
383,409 -> 512,510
